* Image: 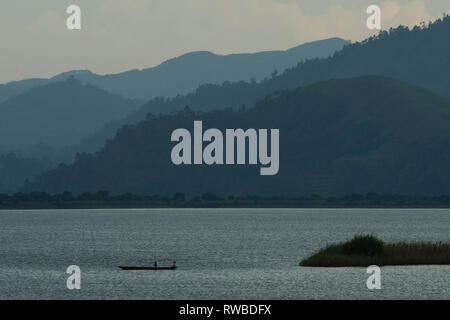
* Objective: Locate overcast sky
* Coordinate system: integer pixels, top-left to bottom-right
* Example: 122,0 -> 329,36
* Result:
1,0 -> 449,83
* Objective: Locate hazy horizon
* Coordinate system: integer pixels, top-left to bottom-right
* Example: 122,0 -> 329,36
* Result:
1,0 -> 449,84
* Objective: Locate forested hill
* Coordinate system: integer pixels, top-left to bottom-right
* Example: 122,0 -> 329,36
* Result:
85,15 -> 450,150
74,16 -> 450,151
25,76 -> 450,196
270,15 -> 450,100
0,77 -> 142,150
156,15 -> 450,112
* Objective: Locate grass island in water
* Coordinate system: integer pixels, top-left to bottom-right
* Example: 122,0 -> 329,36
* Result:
300,235 -> 450,267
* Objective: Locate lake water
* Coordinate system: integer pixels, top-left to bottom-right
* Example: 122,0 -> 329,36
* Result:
0,208 -> 448,300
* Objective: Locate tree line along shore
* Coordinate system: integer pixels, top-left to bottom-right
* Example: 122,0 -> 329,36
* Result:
1,191 -> 450,209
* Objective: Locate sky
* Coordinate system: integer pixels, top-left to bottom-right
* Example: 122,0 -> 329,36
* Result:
1,0 -> 449,83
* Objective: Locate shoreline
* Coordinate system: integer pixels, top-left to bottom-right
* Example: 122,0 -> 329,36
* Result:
2,193 -> 450,210
2,205 -> 450,210
2,202 -> 450,210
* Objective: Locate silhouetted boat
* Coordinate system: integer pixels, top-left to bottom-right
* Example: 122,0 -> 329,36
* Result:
118,265 -> 177,270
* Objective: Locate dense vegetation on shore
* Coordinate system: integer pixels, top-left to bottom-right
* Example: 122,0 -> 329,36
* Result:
1,192 -> 450,209
300,235 -> 450,267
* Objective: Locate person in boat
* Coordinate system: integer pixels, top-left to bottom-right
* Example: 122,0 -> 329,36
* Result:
154,261 -> 157,268
172,261 -> 176,268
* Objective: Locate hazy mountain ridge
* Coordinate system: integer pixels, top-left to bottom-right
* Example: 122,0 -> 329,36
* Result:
0,77 -> 142,150
25,76 -> 450,196
0,38 -> 348,103
76,16 -> 450,155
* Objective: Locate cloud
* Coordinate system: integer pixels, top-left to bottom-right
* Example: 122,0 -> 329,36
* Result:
382,1 -> 402,21
381,0 -> 433,27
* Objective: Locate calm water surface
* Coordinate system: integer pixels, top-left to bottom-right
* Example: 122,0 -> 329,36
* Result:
0,208 -> 448,299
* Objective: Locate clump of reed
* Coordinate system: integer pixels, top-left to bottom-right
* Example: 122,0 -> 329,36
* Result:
300,234 -> 450,267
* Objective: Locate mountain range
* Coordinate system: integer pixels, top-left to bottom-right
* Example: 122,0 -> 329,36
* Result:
0,38 -> 348,191
137,15 -> 450,116
3,15 -> 450,196
76,16 -> 450,155
25,76 -> 450,196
